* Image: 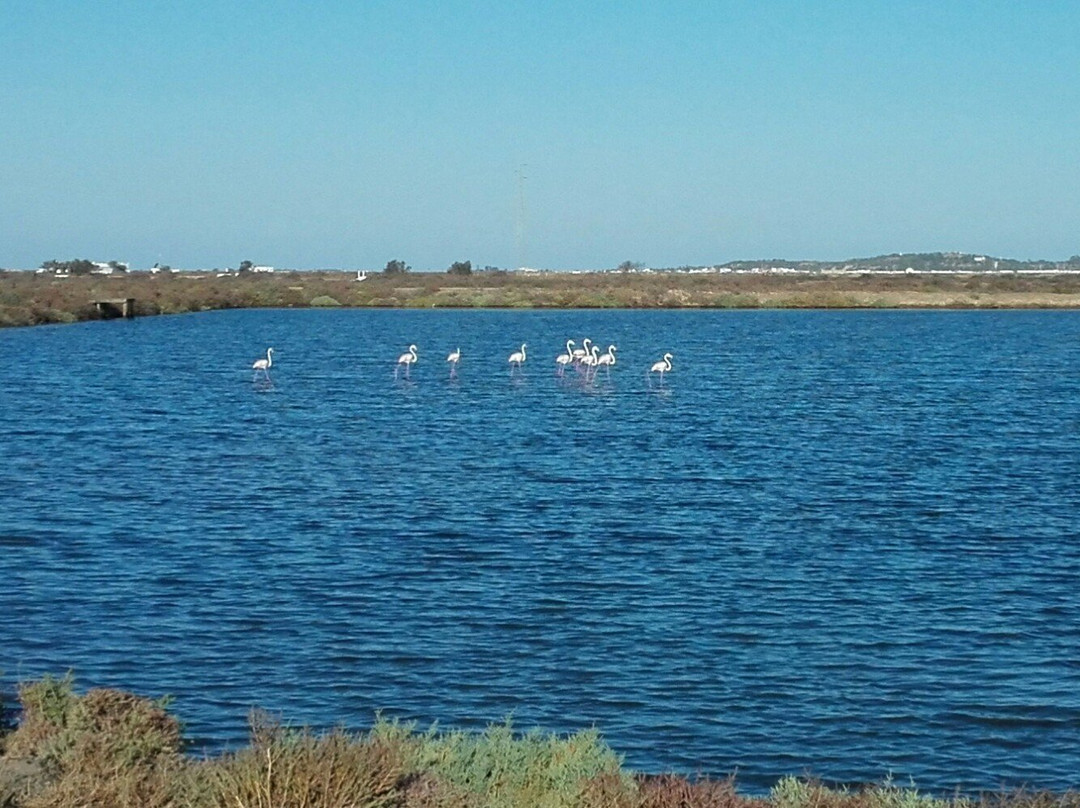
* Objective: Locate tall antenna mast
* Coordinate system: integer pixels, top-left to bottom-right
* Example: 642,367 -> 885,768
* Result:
515,165 -> 528,270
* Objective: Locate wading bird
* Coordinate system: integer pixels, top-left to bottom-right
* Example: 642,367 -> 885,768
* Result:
555,340 -> 575,375
508,343 -> 527,373
572,338 -> 591,363
595,344 -> 617,377
252,347 -> 274,381
396,344 -> 418,379
649,353 -> 673,385
447,347 -> 461,377
581,343 -> 600,380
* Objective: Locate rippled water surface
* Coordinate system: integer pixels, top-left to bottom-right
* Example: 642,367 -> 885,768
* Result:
2,308 -> 1079,793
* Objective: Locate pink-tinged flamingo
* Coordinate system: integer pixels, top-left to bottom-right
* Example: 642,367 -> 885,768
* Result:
508,343 -> 527,374
447,347 -> 461,377
396,344 -> 418,379
555,340 -> 575,375
648,352 -> 673,386
252,348 -> 274,381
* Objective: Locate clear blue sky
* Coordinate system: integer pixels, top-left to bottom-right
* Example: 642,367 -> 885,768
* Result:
2,1 -> 1078,270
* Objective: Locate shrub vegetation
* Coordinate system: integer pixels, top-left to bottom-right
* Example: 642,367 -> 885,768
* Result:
0,676 -> 1077,808
3,269 -> 1080,328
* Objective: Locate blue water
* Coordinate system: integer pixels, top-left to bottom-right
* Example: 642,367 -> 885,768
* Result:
2,308 -> 1079,794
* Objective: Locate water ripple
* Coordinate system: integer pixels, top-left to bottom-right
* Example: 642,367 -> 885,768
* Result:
1,309 -> 1079,795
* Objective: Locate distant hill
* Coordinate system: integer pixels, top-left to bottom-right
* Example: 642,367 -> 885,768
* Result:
707,252 -> 1080,274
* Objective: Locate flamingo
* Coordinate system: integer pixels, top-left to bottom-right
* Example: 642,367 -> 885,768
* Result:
252,347 -> 274,380
555,340 -> 575,375
595,344 -> 617,377
649,352 -> 673,385
396,344 -> 418,379
447,347 -> 461,377
581,344 -> 600,381
508,343 -> 527,373
572,338 -> 591,363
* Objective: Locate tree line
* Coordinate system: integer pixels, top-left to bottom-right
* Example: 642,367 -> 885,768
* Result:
40,259 -> 128,275
384,259 -> 475,275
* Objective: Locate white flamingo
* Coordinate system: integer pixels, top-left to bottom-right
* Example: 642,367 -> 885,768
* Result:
252,347 -> 274,380
595,344 -> 617,377
447,347 -> 461,377
581,344 -> 600,381
555,340 -> 575,375
572,337 -> 591,363
508,343 -> 527,373
396,344 -> 418,379
649,352 -> 673,385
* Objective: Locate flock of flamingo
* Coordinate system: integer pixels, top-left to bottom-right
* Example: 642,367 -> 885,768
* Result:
250,339 -> 674,385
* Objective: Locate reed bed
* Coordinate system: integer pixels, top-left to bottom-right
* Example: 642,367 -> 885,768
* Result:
1,676 -> 1076,808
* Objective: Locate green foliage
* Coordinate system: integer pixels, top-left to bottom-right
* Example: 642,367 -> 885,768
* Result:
39,259 -> 97,276
380,716 -> 627,808
7,672 -> 78,760
864,776 -> 955,808
448,260 -> 473,276
770,776 -> 965,808
385,259 -> 410,274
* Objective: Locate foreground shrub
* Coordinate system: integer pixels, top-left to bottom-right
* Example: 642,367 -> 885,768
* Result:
638,773 -> 765,808
974,792 -> 1080,808
4,674 -> 186,807
375,716 -> 629,808
2,676 -> 1079,808
191,713 -> 405,808
3,674 -> 78,765
771,776 -> 964,808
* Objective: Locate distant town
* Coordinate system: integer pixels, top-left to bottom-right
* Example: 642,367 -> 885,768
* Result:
18,252 -> 1080,278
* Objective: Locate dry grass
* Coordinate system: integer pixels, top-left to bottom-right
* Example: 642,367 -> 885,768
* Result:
188,713 -> 406,808
3,270 -> 1080,328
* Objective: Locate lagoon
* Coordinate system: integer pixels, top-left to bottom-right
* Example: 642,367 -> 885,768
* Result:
1,308 -> 1079,794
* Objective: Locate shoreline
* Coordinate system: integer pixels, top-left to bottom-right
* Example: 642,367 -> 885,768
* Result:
4,270 -> 1080,328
